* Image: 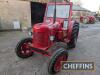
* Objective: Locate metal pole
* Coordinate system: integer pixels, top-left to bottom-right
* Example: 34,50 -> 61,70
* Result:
53,0 -> 56,23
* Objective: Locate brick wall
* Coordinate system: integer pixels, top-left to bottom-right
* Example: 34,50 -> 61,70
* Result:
0,0 -> 31,30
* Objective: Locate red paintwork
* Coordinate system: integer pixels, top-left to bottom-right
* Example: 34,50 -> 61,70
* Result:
21,42 -> 32,56
80,16 -> 84,22
54,54 -> 68,72
31,1 -> 74,56
80,16 -> 95,24
87,16 -> 96,23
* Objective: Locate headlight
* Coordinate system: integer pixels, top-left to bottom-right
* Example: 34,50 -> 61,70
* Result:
27,27 -> 33,36
28,31 -> 32,36
50,36 -> 54,41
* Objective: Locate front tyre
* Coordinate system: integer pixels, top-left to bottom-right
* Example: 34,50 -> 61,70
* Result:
48,48 -> 68,74
15,37 -> 33,58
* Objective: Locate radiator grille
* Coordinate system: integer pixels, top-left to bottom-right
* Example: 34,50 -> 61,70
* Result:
33,32 -> 49,47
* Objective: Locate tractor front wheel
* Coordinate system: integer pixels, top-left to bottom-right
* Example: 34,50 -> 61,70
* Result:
48,48 -> 68,74
15,37 -> 33,58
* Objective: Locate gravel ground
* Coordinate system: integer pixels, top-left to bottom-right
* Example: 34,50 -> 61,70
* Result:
0,22 -> 100,75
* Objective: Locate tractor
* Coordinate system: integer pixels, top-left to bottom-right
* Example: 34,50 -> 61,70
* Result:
80,16 -> 96,24
15,0 -> 79,74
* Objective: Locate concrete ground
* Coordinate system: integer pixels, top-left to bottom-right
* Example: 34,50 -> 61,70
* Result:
0,22 -> 100,75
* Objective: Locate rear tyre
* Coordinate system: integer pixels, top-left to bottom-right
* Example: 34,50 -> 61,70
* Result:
67,24 -> 79,49
15,37 -> 33,58
48,48 -> 68,74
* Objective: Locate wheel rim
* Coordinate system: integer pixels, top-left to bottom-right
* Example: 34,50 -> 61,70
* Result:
83,18 -> 88,24
20,42 -> 32,56
54,55 -> 68,72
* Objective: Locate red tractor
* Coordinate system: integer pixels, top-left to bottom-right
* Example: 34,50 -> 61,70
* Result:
15,0 -> 79,74
80,16 -> 96,24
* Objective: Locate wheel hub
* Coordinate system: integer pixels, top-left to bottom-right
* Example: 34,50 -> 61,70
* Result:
54,55 -> 67,72
21,42 -> 32,55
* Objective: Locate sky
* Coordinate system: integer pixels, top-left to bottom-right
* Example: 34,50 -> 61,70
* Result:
72,0 -> 100,12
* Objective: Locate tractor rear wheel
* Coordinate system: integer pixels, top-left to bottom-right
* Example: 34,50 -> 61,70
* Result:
48,48 -> 68,74
15,37 -> 33,58
67,24 -> 79,49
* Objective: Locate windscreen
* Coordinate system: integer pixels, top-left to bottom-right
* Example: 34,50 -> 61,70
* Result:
46,5 -> 70,18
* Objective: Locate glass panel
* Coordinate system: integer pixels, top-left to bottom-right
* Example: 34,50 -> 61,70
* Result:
47,5 -> 70,18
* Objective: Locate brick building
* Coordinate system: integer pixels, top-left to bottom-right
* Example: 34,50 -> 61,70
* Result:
72,5 -> 91,21
0,0 -> 32,30
0,0 -> 91,30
